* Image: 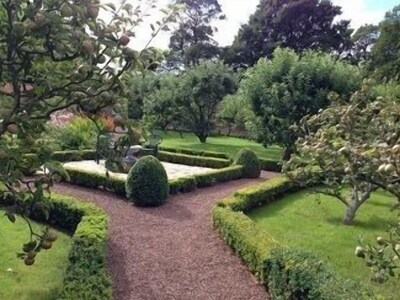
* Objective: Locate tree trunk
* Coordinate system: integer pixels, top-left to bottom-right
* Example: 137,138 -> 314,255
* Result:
343,202 -> 362,225
227,124 -> 231,137
198,134 -> 207,143
282,146 -> 294,161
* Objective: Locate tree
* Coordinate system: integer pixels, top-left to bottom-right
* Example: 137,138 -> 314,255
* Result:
168,0 -> 223,68
217,94 -> 251,136
125,74 -> 160,120
241,48 -> 361,160
177,60 -> 237,143
224,0 -> 353,67
143,73 -> 183,132
371,5 -> 400,81
284,83 -> 400,225
0,0 -> 177,264
349,24 -> 379,63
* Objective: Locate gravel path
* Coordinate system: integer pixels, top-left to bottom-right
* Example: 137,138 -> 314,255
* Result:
54,171 -> 277,300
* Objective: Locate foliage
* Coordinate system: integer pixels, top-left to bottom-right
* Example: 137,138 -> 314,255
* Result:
265,248 -> 370,300
157,151 -> 230,168
217,94 -> 252,136
0,213 -> 72,299
250,188 -> 397,298
46,116 -> 103,151
176,61 -> 238,143
143,73 -> 183,132
285,83 -> 400,225
213,179 -> 368,300
221,176 -> 296,212
1,191 -> 111,299
168,0 -> 223,68
0,0 -> 178,260
241,48 -> 361,159
371,5 -> 400,81
357,218 -> 400,284
194,165 -> 243,187
125,74 -> 160,120
126,156 -> 169,207
159,146 -> 229,159
224,0 -> 353,67
233,148 -> 261,178
350,24 -> 380,64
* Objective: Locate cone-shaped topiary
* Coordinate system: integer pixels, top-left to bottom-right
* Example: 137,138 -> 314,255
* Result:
126,156 -> 169,206
233,148 -> 261,178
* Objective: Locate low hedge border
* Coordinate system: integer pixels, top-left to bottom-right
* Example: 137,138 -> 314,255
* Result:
157,151 -> 231,169
64,165 -> 245,197
159,146 -> 230,160
160,147 -> 283,172
0,193 -> 111,299
212,176 -> 371,299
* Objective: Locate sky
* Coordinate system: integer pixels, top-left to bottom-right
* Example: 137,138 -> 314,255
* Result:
107,0 -> 400,50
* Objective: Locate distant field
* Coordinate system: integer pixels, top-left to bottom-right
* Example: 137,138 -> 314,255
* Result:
161,132 -> 283,161
0,213 -> 72,300
249,189 -> 398,300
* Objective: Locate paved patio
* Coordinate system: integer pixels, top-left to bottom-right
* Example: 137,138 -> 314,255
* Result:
63,160 -> 214,181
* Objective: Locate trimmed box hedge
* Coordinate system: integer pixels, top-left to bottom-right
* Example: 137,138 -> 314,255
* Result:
212,175 -> 370,299
157,151 -> 231,169
0,193 -> 111,299
159,146 -> 230,160
159,147 -> 282,172
64,165 -> 246,197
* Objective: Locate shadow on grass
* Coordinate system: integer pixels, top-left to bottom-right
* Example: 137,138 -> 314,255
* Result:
325,214 -> 390,231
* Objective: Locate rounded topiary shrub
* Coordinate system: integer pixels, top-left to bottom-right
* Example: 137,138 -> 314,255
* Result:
126,156 -> 169,207
233,148 -> 261,178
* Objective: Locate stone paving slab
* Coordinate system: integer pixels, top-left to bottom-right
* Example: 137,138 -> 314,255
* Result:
63,160 -> 214,181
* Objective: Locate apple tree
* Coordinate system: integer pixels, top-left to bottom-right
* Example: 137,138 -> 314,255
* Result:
0,0 -> 177,264
284,83 -> 400,225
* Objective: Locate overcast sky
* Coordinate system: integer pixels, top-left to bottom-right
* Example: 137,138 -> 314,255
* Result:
107,0 -> 399,50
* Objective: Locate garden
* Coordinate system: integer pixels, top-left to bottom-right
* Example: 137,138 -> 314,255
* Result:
0,0 -> 399,299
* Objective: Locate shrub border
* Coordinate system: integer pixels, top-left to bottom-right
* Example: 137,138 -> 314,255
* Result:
157,151 -> 231,169
212,175 -> 368,298
64,165 -> 245,197
0,193 -> 111,299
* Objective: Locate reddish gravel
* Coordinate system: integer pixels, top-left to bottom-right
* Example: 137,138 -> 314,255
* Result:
54,171 -> 277,300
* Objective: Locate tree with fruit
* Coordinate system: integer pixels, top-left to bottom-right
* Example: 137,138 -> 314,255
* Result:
0,0 -> 177,265
284,83 -> 400,225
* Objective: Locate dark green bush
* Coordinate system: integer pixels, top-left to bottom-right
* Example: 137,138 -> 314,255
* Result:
157,151 -> 230,168
126,156 -> 169,206
233,148 -> 261,178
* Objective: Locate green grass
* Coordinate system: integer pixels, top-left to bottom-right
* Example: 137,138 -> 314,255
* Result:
161,131 -> 283,160
249,189 -> 399,300
0,213 -> 72,300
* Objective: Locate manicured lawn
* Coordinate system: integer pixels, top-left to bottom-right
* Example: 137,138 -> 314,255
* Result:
161,131 -> 283,160
0,213 -> 72,300
249,189 -> 399,300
